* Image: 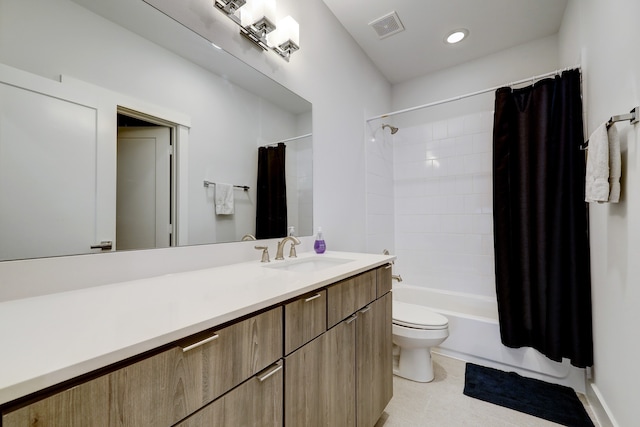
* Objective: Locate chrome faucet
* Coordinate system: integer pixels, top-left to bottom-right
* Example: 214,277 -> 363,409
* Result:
392,274 -> 403,282
242,234 -> 256,241
275,236 -> 301,260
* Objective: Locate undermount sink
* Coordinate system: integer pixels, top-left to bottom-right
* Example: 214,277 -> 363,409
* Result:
265,256 -> 353,273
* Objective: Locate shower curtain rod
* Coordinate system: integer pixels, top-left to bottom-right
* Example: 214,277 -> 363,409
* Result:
366,65 -> 581,122
260,133 -> 312,147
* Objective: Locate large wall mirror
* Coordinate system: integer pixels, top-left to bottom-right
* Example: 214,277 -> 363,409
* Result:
0,0 -> 312,261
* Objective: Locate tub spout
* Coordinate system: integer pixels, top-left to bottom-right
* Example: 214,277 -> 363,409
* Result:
392,274 -> 403,282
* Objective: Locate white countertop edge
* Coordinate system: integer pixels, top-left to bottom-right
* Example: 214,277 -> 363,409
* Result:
0,251 -> 395,406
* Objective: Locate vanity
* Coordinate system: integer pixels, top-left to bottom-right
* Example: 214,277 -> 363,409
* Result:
0,251 -> 394,426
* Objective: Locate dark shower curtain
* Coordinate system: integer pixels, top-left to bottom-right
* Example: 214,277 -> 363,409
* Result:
256,143 -> 287,239
492,69 -> 593,367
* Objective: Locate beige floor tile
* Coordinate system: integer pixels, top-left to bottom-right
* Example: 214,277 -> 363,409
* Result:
375,353 -> 597,427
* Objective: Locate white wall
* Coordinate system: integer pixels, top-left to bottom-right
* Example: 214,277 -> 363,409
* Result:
559,1 -> 640,426
0,0 -> 390,300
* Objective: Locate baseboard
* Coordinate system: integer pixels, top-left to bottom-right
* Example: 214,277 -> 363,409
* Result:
586,382 -> 618,427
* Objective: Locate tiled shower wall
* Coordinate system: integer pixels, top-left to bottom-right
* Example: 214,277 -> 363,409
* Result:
391,110 -> 496,297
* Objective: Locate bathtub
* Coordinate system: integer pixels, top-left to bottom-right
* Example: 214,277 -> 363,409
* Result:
392,284 -> 587,393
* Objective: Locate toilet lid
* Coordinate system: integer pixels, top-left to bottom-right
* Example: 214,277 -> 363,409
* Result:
393,300 -> 448,330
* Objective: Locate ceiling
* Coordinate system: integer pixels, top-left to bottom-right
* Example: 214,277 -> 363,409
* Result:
321,0 -> 568,84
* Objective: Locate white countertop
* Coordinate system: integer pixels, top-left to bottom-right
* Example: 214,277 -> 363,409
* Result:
0,251 -> 394,406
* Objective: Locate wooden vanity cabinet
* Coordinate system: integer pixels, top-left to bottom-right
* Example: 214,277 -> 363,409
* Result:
2,264 -> 393,427
285,266 -> 393,427
2,307 -> 282,427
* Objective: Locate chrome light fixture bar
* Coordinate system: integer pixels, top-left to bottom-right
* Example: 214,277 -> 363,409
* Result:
213,0 -> 299,62
215,0 -> 246,16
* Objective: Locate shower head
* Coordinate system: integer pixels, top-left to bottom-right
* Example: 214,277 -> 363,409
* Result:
382,124 -> 399,134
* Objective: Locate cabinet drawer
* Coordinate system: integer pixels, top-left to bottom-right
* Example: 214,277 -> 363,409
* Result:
376,264 -> 393,296
284,290 -> 327,354
176,361 -> 283,427
327,269 -> 376,328
3,307 -> 283,427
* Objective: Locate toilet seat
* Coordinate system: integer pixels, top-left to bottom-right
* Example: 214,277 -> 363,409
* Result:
393,300 -> 448,330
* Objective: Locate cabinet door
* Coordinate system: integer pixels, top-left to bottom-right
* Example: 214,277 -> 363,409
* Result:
285,318 -> 356,427
356,293 -> 393,427
376,264 -> 393,297
327,269 -> 377,328
325,318 -> 357,427
176,362 -> 283,427
284,290 -> 327,354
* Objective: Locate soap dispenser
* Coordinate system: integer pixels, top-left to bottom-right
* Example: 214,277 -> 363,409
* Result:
314,227 -> 326,254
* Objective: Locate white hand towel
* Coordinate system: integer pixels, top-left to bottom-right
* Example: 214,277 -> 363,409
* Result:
585,123 -> 611,203
215,183 -> 234,215
607,124 -> 621,203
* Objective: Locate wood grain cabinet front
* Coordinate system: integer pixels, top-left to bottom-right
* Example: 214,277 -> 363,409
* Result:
327,269 -> 377,328
285,267 -> 393,427
376,263 -> 393,297
356,293 -> 393,427
284,318 -> 356,427
175,361 -> 283,427
284,289 -> 327,355
2,307 -> 283,427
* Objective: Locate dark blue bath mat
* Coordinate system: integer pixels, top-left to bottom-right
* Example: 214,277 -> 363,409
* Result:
463,363 -> 594,426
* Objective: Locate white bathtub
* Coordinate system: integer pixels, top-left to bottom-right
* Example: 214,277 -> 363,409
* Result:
392,284 -> 587,393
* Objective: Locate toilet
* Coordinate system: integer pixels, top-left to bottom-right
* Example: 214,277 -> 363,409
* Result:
392,300 -> 449,382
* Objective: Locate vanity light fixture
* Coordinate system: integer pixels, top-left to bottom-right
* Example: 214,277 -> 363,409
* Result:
445,28 -> 469,44
213,0 -> 300,62
216,0 -> 246,15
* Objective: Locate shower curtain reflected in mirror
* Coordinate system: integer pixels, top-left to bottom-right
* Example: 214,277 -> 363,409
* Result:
492,69 -> 593,367
256,143 -> 287,239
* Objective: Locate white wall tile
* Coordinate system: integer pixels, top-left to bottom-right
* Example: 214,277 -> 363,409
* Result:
390,112 -> 496,297
433,120 -> 448,139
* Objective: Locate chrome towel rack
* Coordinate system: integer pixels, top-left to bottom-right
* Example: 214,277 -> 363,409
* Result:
581,106 -> 639,150
203,181 -> 249,191
606,106 -> 639,128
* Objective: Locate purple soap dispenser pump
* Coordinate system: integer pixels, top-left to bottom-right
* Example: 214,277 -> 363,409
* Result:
314,227 -> 326,254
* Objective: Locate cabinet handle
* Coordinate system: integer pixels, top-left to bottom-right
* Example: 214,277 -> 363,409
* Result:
346,314 -> 358,324
258,362 -> 283,382
358,306 -> 372,314
384,264 -> 392,270
304,293 -> 322,302
180,333 -> 219,352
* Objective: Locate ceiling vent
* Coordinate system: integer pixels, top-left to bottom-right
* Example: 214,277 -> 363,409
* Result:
368,11 -> 405,40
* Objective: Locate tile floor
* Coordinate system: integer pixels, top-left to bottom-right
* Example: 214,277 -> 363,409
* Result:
375,353 -> 598,427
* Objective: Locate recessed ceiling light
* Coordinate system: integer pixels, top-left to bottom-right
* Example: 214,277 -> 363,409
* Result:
445,29 -> 469,44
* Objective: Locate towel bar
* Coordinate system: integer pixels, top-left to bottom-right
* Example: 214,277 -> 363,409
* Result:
580,106 -> 639,150
203,180 -> 249,191
606,106 -> 639,128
